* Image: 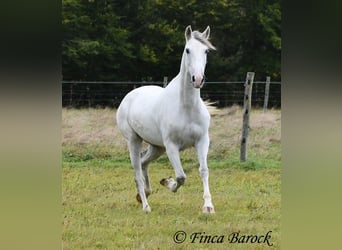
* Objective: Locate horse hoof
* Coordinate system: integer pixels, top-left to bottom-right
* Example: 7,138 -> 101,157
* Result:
202,206 -> 215,214
160,177 -> 177,191
136,193 -> 142,203
136,192 -> 151,203
143,205 -> 151,213
159,177 -> 170,186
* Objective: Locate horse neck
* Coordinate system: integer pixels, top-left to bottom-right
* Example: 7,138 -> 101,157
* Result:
178,55 -> 201,110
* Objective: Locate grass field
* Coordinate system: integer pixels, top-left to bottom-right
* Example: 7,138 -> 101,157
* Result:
62,106 -> 281,249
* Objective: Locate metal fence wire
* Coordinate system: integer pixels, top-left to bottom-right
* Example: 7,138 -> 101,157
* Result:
62,80 -> 281,108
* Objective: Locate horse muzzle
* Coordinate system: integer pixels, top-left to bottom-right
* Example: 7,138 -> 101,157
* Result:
192,75 -> 205,88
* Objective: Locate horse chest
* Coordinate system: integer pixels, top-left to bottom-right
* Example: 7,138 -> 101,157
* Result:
167,120 -> 205,148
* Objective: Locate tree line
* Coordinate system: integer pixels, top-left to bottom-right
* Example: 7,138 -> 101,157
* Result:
62,0 -> 281,82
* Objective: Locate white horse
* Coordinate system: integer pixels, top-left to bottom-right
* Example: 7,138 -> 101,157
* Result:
116,25 -> 216,213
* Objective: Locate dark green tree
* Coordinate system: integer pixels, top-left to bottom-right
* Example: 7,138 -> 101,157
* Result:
62,0 -> 134,80
62,0 -> 281,81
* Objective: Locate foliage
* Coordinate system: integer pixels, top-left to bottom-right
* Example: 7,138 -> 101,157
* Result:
62,0 -> 281,81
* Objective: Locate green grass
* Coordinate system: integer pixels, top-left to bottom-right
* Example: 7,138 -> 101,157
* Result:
63,166 -> 280,249
62,107 -> 281,249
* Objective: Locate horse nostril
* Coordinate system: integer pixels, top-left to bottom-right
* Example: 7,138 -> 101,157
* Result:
201,78 -> 204,83
192,75 -> 195,82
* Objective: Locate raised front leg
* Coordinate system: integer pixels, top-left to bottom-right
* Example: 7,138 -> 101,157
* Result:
195,133 -> 215,214
160,142 -> 186,192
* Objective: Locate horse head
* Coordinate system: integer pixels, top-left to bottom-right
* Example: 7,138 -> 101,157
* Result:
184,25 -> 216,88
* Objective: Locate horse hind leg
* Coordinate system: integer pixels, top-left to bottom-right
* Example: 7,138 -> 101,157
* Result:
136,144 -> 165,203
128,136 -> 151,213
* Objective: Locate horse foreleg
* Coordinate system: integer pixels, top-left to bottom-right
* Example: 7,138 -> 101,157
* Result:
196,134 -> 215,214
128,138 -> 151,213
161,143 -> 186,192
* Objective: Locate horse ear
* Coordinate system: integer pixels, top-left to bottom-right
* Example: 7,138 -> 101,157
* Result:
185,25 -> 192,41
202,26 -> 210,39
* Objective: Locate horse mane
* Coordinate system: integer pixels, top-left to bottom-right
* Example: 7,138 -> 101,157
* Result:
192,31 -> 216,50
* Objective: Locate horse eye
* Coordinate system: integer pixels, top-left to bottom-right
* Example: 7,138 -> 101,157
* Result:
185,48 -> 190,54
205,49 -> 209,54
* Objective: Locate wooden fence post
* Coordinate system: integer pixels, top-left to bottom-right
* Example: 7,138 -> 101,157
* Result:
86,85 -> 90,108
263,76 -> 271,113
163,76 -> 168,87
69,83 -> 73,107
240,72 -> 255,162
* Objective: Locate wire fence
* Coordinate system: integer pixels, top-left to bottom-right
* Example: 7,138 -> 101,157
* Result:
62,79 -> 281,108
